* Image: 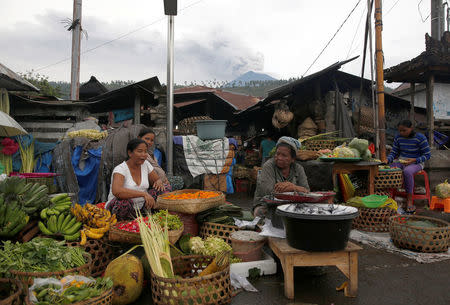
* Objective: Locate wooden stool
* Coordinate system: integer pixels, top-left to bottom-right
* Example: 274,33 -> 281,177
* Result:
268,237 -> 362,299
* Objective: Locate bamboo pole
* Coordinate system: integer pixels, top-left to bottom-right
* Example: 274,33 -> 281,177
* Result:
374,0 -> 386,162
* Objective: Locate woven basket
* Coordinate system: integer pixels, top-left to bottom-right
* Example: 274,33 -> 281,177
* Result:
296,150 -> 320,161
375,170 -> 403,190
156,190 -> 225,214
109,224 -> 184,245
67,238 -> 116,277
0,278 -> 23,305
233,166 -> 250,179
352,207 -> 397,232
303,139 -> 337,151
150,255 -> 232,305
389,215 -> 450,253
24,177 -> 58,194
199,222 -> 239,245
25,289 -> 113,305
10,253 -> 92,288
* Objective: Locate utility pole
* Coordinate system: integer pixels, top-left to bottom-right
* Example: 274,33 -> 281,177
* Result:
374,0 -> 386,162
70,0 -> 82,100
164,0 -> 177,176
431,0 -> 444,40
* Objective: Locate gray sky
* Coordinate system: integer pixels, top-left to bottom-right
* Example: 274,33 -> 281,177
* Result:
0,0 -> 433,85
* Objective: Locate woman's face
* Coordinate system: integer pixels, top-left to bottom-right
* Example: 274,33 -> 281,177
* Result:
274,146 -> 294,169
141,133 -> 155,150
398,125 -> 413,138
128,143 -> 148,164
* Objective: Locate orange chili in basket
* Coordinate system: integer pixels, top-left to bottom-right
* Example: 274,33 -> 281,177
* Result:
162,191 -> 219,200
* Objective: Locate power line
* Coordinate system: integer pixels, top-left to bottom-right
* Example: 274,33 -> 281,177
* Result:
34,0 -> 204,72
386,0 -> 401,15
302,0 -> 362,77
346,5 -> 367,59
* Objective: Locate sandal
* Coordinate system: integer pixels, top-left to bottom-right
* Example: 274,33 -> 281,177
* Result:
405,206 -> 416,214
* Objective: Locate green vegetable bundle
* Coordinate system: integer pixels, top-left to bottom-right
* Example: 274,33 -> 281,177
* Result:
186,236 -> 241,264
196,204 -> 243,225
0,237 -> 88,274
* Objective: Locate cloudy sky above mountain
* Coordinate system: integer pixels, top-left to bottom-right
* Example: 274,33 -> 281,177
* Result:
0,0 -> 432,84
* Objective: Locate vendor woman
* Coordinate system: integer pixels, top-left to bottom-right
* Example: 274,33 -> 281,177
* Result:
253,136 -> 310,217
106,139 -> 165,220
138,128 -> 172,197
387,119 -> 431,213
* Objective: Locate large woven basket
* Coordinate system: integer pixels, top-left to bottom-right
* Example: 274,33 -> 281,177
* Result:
67,238 -> 116,277
10,253 -> 92,288
0,278 -> 23,305
233,166 -> 250,179
389,215 -> 450,253
296,150 -> 320,161
303,139 -> 337,151
25,288 -> 113,305
109,224 -> 184,245
156,190 -> 225,214
375,170 -> 403,190
352,207 -> 397,232
199,222 -> 239,245
150,255 -> 232,305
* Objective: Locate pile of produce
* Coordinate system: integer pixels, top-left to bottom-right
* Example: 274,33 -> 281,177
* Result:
71,203 -> 117,245
161,190 -> 220,200
436,180 -> 450,199
30,276 -> 113,304
114,211 -> 183,233
182,236 -> 241,264
196,204 -> 243,225
0,238 -> 88,274
0,176 -> 49,215
331,146 -> 356,158
67,129 -> 108,140
0,199 -> 29,237
348,137 -> 372,160
41,193 -> 72,218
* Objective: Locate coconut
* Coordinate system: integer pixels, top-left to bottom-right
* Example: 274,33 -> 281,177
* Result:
105,254 -> 144,305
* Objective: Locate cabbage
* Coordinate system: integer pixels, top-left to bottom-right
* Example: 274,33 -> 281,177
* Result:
333,146 -> 356,158
436,180 -> 450,199
350,148 -> 361,158
189,237 -> 206,254
349,138 -> 369,154
362,149 -> 372,161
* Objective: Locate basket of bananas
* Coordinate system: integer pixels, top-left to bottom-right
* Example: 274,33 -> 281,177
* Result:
71,204 -> 117,246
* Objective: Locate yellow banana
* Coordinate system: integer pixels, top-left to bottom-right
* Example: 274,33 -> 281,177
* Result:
85,229 -> 104,239
80,230 -> 87,246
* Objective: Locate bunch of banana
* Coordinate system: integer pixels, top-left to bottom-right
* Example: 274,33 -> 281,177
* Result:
0,200 -> 30,237
71,203 -> 117,245
38,213 -> 82,241
40,193 -> 72,219
0,176 -> 50,215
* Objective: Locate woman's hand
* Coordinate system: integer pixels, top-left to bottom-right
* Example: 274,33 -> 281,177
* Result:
274,182 -> 297,193
294,186 -> 309,193
143,192 -> 155,209
405,158 -> 416,165
153,179 -> 165,192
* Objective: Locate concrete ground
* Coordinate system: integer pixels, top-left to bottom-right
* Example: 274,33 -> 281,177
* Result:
136,192 -> 450,305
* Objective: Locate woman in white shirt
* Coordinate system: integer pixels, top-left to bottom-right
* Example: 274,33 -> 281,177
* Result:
106,139 -> 165,220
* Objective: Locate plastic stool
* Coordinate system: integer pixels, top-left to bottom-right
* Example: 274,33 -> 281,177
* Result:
430,196 -> 450,213
393,170 -> 431,206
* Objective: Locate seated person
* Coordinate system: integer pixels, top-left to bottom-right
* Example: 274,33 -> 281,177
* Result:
138,128 -> 172,198
387,119 -> 431,213
106,139 -> 165,220
253,136 -> 310,217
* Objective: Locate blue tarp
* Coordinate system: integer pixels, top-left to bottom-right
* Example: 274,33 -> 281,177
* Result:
113,108 -> 134,123
226,158 -> 236,194
154,148 -> 163,167
72,146 -> 102,205
12,135 -> 57,173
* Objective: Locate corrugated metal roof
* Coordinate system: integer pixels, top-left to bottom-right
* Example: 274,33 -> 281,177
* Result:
174,86 -> 260,111
0,62 -> 40,92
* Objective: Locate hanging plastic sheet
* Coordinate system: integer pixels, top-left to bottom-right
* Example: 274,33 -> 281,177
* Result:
72,145 -> 102,205
12,134 -> 57,172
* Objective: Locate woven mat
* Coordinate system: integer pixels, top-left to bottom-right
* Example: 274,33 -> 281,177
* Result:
350,230 -> 450,263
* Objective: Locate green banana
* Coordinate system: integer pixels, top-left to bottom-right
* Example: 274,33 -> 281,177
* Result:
64,217 -> 77,231
38,221 -> 53,235
50,193 -> 68,204
18,182 -> 33,195
64,231 -> 81,241
54,205 -> 70,212
8,215 -> 29,236
0,204 -> 6,226
54,200 -> 72,206
23,206 -> 38,214
47,215 -> 57,233
61,214 -> 72,231
27,183 -> 40,195
63,221 -> 82,235
56,213 -> 65,231
40,208 -> 48,220
0,194 -> 4,205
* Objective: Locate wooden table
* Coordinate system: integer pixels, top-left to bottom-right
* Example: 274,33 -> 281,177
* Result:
332,161 -> 381,194
269,237 -> 362,299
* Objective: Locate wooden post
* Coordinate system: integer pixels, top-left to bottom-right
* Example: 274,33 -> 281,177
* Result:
410,83 -> 415,127
426,75 -> 435,147
134,90 -> 141,125
374,0 -> 386,162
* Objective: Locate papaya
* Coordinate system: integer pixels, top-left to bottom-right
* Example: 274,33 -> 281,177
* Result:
104,254 -> 144,305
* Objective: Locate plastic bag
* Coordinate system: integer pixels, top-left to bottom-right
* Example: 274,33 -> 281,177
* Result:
230,271 -> 258,292
61,275 -> 95,288
259,219 -> 286,238
28,278 -> 63,303
233,217 -> 261,230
